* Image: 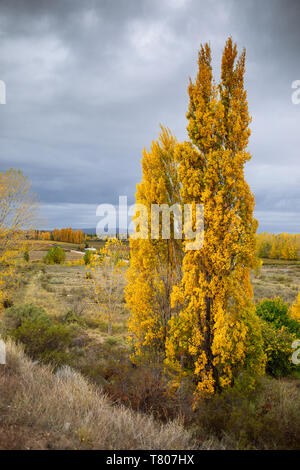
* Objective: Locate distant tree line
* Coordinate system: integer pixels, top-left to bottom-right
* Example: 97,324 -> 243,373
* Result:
256,233 -> 299,260
28,228 -> 85,244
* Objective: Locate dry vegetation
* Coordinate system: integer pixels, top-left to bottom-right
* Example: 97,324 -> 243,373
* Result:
1,338 -> 300,450
0,339 -> 195,450
252,259 -> 300,303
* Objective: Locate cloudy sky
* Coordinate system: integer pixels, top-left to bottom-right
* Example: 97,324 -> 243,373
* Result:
0,0 -> 300,232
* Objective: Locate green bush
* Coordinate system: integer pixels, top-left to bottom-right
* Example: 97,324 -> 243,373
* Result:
23,246 -> 29,262
3,304 -> 75,366
260,319 -> 296,377
104,336 -> 120,346
10,318 -> 73,366
58,310 -> 85,326
256,297 -> 300,336
83,250 -> 94,265
43,246 -> 66,264
3,304 -> 50,330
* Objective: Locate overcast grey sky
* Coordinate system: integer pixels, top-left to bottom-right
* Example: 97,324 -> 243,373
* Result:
0,0 -> 300,231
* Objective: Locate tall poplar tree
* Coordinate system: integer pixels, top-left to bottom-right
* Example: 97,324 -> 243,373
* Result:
166,39 -> 265,397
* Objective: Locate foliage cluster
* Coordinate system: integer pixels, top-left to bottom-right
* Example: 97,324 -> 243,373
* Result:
2,304 -> 77,366
256,232 -> 299,260
43,246 -> 66,264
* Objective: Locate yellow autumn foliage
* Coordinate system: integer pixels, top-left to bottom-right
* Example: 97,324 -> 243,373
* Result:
166,39 -> 266,399
256,232 -> 299,260
126,126 -> 183,359
290,292 -> 300,322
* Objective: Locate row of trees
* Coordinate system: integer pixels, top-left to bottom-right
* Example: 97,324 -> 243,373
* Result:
126,38 -> 266,401
52,228 -> 84,244
29,228 -> 84,244
256,232 -> 299,260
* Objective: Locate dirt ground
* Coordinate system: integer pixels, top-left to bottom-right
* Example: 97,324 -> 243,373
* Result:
251,259 -> 300,303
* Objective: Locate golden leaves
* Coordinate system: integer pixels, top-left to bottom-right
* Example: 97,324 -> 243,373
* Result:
166,38 -> 266,399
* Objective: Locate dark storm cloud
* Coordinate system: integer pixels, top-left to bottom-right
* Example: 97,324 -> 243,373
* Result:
0,0 -> 300,230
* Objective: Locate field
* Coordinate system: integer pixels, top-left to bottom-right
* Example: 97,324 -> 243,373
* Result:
12,240 -> 129,342
25,240 -> 107,263
13,240 -> 300,320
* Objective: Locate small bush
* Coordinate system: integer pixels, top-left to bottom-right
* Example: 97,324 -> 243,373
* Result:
61,287 -> 68,297
3,304 -> 75,366
3,304 -> 50,330
260,319 -> 296,377
41,282 -> 54,292
256,298 -> 300,336
23,247 -> 29,262
67,295 -> 86,316
75,342 -> 191,422
83,250 -> 94,265
10,318 -> 73,366
82,315 -> 102,329
104,336 -> 119,346
103,362 -> 192,422
57,310 -> 85,326
44,246 -> 66,265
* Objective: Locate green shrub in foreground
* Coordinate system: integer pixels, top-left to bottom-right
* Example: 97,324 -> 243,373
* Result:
3,304 -> 50,330
10,318 -> 73,366
3,304 -> 75,366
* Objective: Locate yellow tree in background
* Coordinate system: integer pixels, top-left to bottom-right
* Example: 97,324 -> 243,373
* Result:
0,169 -> 38,305
256,233 -> 299,260
126,126 -> 183,360
166,39 -> 265,398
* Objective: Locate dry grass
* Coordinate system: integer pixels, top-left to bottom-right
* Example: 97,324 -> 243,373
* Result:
252,261 -> 300,303
1,341 -> 299,450
29,250 -> 83,262
12,262 -> 129,338
0,339 -> 198,450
